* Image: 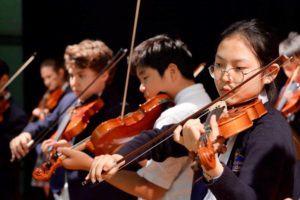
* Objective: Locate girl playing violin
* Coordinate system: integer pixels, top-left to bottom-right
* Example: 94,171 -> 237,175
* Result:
84,19 -> 295,200
173,19 -> 296,199
31,58 -> 69,121
58,34 -> 211,199
0,58 -> 28,200
277,32 -> 300,200
10,39 -> 135,200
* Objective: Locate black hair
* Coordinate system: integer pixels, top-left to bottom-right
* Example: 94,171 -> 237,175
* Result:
219,19 -> 280,103
130,34 -> 194,80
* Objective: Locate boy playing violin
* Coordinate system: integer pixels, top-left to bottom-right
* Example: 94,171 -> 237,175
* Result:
58,34 -> 211,199
0,58 -> 28,200
85,19 -> 295,200
10,39 -> 136,200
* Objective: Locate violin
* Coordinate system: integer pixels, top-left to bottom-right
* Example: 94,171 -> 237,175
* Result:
276,65 -> 300,118
279,88 -> 300,118
197,98 -> 267,170
32,93 -> 174,181
44,88 -> 65,112
30,87 -> 66,122
50,97 -> 104,141
31,97 -> 104,181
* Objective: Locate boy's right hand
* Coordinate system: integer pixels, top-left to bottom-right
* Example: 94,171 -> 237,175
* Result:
9,132 -> 33,161
87,154 -> 124,183
32,108 -> 49,120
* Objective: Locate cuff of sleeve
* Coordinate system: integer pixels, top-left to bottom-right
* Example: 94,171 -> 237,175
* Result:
203,163 -> 225,185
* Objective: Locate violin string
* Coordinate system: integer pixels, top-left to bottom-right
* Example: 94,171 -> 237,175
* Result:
55,136 -> 92,159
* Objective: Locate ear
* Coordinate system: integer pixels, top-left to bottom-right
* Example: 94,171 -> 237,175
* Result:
58,68 -> 65,77
100,70 -> 110,82
166,63 -> 178,81
263,63 -> 280,84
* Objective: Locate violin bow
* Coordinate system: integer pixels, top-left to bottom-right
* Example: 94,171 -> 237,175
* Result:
120,0 -> 141,119
193,62 -> 205,78
0,52 -> 36,93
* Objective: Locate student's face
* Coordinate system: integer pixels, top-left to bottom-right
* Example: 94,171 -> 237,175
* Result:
282,56 -> 300,82
213,35 -> 267,105
136,66 -> 167,100
40,66 -> 64,91
67,65 -> 108,101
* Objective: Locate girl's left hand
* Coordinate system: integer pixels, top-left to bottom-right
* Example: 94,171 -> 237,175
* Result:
174,115 -> 224,179
173,115 -> 219,152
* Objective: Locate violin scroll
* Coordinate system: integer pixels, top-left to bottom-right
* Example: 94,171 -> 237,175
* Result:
32,151 -> 62,181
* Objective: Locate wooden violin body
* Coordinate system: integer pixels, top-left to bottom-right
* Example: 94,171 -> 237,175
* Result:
30,87 -> 66,122
55,98 -> 104,141
91,93 -> 174,155
44,88 -> 65,111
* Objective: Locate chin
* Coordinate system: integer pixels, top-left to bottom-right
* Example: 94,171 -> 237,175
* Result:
225,98 -> 239,106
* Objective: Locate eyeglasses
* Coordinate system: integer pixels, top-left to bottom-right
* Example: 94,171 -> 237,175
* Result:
208,64 -> 260,83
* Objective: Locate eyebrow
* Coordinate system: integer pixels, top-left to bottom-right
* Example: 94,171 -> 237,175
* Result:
137,68 -> 145,76
215,54 -> 250,63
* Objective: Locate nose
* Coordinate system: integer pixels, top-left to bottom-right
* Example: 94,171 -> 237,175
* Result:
44,78 -> 50,88
69,76 -> 78,88
220,69 -> 231,82
139,83 -> 145,93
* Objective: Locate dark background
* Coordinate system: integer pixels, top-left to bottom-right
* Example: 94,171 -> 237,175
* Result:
22,0 -> 300,113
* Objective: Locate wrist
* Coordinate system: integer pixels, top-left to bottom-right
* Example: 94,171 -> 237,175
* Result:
203,160 -> 223,182
85,156 -> 94,171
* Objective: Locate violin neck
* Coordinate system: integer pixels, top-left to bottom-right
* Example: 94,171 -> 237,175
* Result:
72,136 -> 91,151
